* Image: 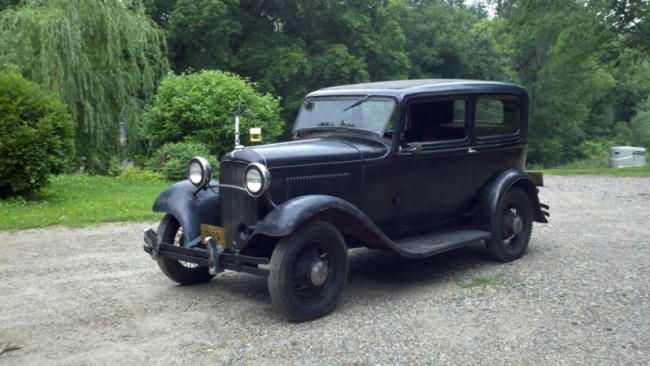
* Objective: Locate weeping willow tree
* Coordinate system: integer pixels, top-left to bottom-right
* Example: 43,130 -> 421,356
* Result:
0,0 -> 169,171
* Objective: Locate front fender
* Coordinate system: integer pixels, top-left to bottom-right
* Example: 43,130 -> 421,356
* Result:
241,195 -> 394,253
152,180 -> 221,248
472,169 -> 548,232
252,195 -> 369,237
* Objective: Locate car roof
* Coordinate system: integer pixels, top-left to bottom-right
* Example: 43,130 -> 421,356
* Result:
306,79 -> 527,101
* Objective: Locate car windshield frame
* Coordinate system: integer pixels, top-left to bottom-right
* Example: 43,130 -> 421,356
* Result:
292,96 -> 397,137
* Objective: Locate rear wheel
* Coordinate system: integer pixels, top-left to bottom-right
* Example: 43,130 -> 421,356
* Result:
268,221 -> 348,322
156,214 -> 215,285
485,188 -> 533,262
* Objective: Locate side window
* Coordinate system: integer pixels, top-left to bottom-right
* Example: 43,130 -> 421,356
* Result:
403,98 -> 468,143
475,98 -> 520,138
453,100 -> 466,123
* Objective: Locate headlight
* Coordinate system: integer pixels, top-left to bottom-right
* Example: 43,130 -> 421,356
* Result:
244,163 -> 270,197
187,157 -> 212,187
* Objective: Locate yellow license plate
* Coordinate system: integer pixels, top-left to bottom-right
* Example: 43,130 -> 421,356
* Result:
201,224 -> 227,248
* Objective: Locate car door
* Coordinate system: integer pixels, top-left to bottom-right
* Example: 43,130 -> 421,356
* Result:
393,97 -> 474,230
469,95 -> 527,194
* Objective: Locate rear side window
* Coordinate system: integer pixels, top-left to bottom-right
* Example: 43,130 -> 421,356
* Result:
475,98 -> 520,138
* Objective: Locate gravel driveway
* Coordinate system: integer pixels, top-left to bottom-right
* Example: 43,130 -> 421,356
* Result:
1,175 -> 648,365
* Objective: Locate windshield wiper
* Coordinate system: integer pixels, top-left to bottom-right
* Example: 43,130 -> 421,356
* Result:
294,126 -> 350,134
294,126 -> 377,136
342,95 -> 372,112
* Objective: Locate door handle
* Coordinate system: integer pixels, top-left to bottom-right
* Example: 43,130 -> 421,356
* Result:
468,148 -> 476,154
400,142 -> 423,155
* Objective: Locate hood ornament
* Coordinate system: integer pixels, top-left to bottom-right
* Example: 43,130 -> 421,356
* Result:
234,104 -> 262,150
234,113 -> 244,150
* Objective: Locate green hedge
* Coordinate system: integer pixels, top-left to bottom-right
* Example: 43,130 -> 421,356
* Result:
143,70 -> 285,159
0,68 -> 75,198
147,141 -> 218,181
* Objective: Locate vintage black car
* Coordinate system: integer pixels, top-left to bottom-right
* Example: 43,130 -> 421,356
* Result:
143,79 -> 549,321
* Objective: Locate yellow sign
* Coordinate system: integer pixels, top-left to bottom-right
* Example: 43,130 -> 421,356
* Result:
201,224 -> 227,248
250,127 -> 262,142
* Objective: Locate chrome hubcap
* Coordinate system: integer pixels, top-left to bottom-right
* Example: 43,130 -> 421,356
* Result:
511,215 -> 523,235
502,210 -> 523,237
310,261 -> 329,286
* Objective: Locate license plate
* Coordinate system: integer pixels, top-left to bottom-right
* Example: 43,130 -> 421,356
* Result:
201,224 -> 226,248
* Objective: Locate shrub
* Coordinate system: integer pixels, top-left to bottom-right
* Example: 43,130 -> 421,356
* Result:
0,68 -> 75,198
143,70 -> 285,159
108,156 -> 132,178
116,166 -> 165,183
577,139 -> 613,161
630,96 -> 650,150
147,141 -> 218,181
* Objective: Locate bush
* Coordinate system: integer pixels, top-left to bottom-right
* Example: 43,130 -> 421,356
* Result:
147,142 -> 218,181
143,70 -> 285,159
0,68 -> 75,198
577,139 -> 613,161
116,166 -> 165,183
108,156 -> 132,177
630,96 -> 650,150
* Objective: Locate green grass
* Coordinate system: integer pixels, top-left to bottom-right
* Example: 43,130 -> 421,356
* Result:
0,174 -> 170,230
535,164 -> 650,177
530,156 -> 650,177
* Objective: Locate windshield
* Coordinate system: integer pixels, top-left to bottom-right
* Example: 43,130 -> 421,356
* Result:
293,96 -> 396,136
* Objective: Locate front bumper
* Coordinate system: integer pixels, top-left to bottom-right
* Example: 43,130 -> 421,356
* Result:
143,228 -> 270,277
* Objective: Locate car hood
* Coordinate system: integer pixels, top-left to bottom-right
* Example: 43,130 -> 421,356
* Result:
221,134 -> 390,168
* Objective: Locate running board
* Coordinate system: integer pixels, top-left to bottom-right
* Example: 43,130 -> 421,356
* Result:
392,229 -> 492,258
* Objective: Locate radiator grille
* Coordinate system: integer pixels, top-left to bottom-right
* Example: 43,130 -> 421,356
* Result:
219,161 -> 256,249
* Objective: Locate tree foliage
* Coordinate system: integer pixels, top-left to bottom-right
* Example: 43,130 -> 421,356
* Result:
401,0 -> 509,80
491,0 -> 650,165
146,0 -> 512,130
0,68 -> 75,198
0,0 -> 20,12
630,95 -> 650,149
143,70 -> 284,159
146,141 -> 218,181
596,0 -> 650,60
2,0 -> 648,170
165,0 -> 238,72
0,0 -> 169,172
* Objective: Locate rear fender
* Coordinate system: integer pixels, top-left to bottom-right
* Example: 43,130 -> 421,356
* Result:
152,180 -> 221,248
472,169 -> 548,232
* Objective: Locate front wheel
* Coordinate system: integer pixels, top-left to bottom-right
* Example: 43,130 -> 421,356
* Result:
156,214 -> 215,285
268,221 -> 349,322
485,188 -> 533,262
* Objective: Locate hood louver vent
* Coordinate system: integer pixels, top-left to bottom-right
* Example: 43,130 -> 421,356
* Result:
287,173 -> 351,199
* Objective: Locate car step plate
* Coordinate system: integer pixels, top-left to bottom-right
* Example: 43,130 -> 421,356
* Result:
393,229 -> 492,258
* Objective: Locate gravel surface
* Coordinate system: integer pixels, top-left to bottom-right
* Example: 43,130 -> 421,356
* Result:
1,175 -> 649,365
